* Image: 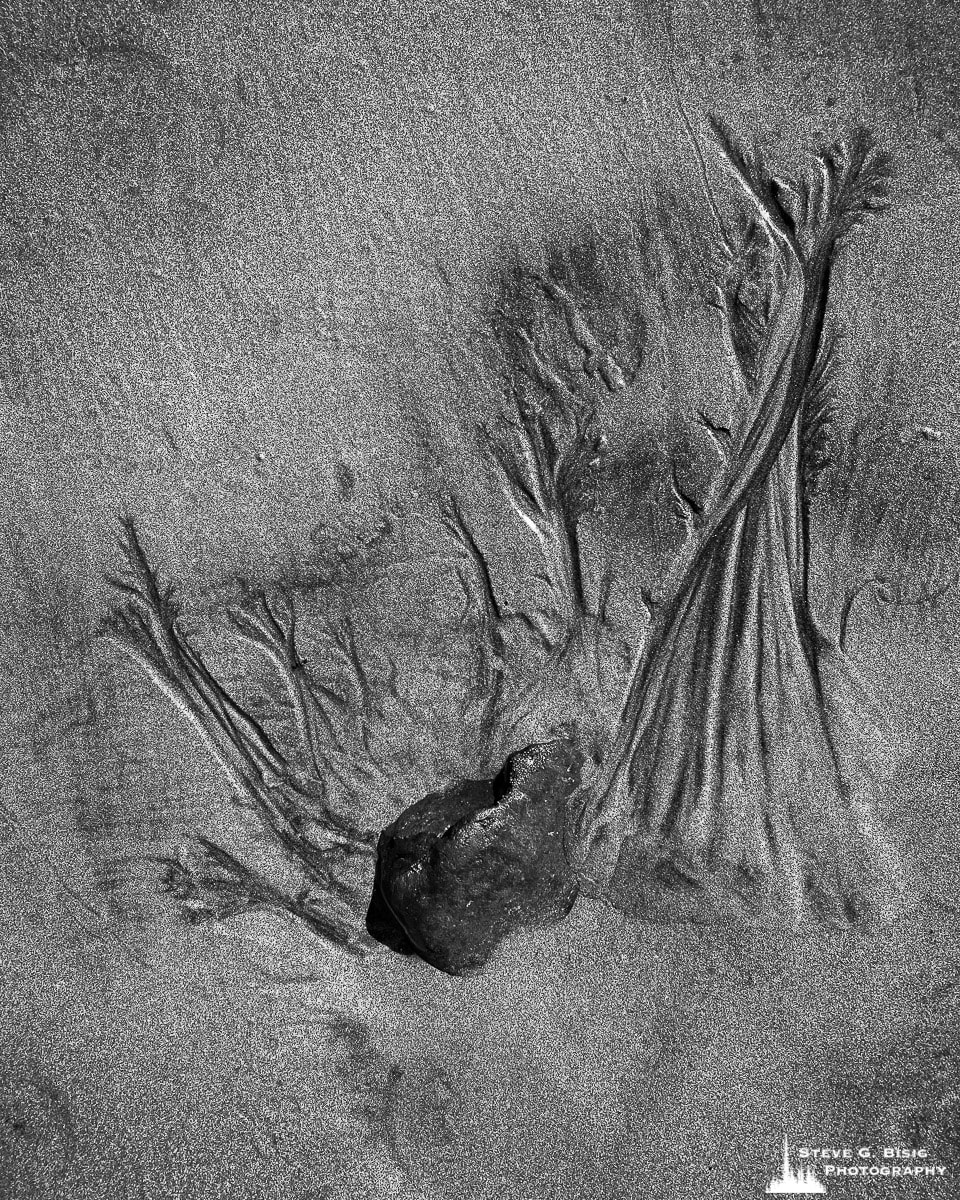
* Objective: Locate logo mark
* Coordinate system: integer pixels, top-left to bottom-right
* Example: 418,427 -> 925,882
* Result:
767,1136 -> 827,1194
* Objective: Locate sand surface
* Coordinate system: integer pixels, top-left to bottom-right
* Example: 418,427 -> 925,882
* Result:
2,2 -> 960,1197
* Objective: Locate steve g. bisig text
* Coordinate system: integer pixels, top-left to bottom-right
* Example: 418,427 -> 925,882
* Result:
798,1146 -> 948,1179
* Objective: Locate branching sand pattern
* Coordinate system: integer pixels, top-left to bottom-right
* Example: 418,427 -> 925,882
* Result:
105,521 -> 378,953
574,124 -> 902,923
106,123 -> 908,965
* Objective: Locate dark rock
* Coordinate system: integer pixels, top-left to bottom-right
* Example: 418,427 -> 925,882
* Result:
365,854 -> 418,956
375,741 -> 583,976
